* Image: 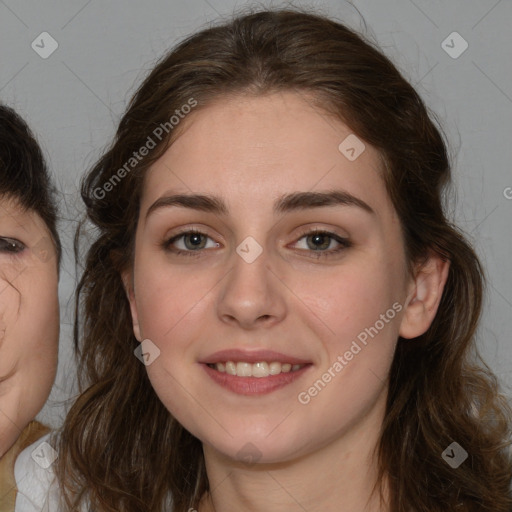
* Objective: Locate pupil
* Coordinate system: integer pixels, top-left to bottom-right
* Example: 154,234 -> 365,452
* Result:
309,234 -> 329,250
187,233 -> 204,249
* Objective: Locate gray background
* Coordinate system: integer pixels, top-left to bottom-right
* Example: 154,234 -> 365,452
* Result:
0,0 -> 510,428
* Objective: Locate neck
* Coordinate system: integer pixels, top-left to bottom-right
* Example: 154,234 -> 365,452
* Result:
199,396 -> 389,512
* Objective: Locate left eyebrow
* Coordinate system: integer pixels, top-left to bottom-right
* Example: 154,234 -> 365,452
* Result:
274,190 -> 375,215
145,190 -> 375,220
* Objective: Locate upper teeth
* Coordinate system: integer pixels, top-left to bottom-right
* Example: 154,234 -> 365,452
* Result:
210,361 -> 304,377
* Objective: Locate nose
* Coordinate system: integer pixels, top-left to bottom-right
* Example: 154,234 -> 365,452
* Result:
216,244 -> 287,330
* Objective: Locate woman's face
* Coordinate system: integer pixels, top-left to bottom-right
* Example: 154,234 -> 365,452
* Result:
0,198 -> 59,458
126,92 -> 414,463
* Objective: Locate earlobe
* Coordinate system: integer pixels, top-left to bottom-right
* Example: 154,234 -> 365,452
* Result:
399,254 -> 450,340
121,270 -> 142,342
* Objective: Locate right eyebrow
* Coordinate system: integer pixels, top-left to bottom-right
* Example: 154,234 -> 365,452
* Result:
145,194 -> 228,219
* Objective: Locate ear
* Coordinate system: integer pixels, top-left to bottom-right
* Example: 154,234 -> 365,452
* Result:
399,253 -> 450,339
121,269 -> 142,342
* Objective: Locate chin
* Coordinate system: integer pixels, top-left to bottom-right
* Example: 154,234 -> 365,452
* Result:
198,425 -> 309,466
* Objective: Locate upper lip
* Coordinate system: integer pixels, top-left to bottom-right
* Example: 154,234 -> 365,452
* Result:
200,349 -> 311,365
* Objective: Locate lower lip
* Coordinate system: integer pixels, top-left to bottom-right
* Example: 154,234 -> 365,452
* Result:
201,363 -> 311,395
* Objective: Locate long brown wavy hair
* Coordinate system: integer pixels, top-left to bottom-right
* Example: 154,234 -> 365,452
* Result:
56,8 -> 512,512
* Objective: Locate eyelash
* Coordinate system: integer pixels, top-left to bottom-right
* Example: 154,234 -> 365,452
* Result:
162,228 -> 351,259
0,237 -> 26,254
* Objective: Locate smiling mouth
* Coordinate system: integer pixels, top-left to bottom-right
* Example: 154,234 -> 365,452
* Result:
207,361 -> 307,377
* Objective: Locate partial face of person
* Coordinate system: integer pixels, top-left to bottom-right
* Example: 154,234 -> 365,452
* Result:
124,92 -> 427,464
0,198 -> 59,458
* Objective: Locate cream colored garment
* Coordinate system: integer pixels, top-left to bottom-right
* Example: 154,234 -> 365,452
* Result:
0,422 -> 49,512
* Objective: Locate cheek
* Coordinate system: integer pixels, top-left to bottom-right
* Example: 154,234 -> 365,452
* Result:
309,262 -> 403,401
20,283 -> 59,406
294,258 -> 403,346
133,253 -> 217,345
0,269 -> 59,447
0,278 -> 22,373
24,265 -> 59,335
8,270 -> 59,371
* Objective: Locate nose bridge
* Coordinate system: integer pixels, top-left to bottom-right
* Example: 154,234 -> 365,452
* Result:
216,235 -> 285,327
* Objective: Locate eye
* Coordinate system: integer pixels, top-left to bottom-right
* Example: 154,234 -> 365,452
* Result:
162,228 -> 351,259
163,229 -> 220,256
0,237 -> 26,254
292,229 -> 351,258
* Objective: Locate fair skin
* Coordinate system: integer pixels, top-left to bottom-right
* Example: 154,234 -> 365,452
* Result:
123,92 -> 449,511
0,197 -> 59,459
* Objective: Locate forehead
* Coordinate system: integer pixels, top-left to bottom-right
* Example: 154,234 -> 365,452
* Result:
141,92 -> 393,220
0,194 -> 49,234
